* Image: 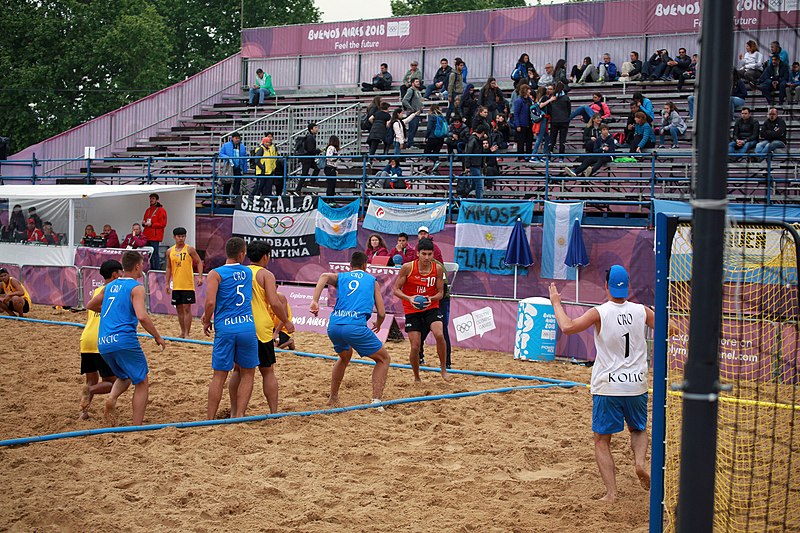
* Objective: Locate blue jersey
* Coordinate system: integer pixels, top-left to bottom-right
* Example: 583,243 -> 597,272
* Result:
97,277 -> 140,353
330,270 -> 376,326
213,263 -> 255,332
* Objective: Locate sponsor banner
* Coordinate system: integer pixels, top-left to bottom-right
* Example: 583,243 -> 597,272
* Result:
20,265 -> 79,307
232,195 -> 320,258
363,200 -> 447,236
147,271 -> 209,318
452,306 -> 497,342
74,246 -> 151,271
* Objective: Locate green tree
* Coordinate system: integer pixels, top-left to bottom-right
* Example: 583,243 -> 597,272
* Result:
391,0 -> 525,16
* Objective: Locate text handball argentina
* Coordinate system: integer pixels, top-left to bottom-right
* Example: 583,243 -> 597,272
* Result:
239,235 -> 315,258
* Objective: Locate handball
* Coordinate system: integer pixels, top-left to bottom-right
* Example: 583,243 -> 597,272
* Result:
412,295 -> 428,310
392,254 -> 403,266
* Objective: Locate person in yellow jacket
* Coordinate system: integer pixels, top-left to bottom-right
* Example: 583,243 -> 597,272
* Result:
253,133 -> 282,197
78,260 -> 123,420
0,268 -> 32,317
165,227 -> 204,338
228,240 -> 293,414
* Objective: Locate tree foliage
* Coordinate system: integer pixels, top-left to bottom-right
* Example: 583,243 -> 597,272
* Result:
0,0 -> 320,152
391,0 -> 525,16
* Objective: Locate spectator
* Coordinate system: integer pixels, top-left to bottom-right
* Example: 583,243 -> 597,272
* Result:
495,113 -> 511,149
454,56 -> 468,84
400,60 -> 422,99
730,69 -> 747,120
376,159 -> 407,190
553,59 -> 570,88
664,48 -> 691,81
569,91 -> 611,123
478,78 -> 506,122
27,207 -> 42,229
512,54 -> 535,86
729,107 -> 759,159
580,114 -> 604,153
647,49 -> 671,80
471,106 -> 491,133
294,122 -> 322,193
566,124 -> 616,177
754,107 -> 787,157
365,95 -> 383,118
121,223 -> 147,249
424,104 -> 448,169
598,53 -> 618,82
769,41 -> 790,68
425,58 -> 452,99
446,60 -> 465,121
401,78 -> 424,148
26,218 -> 44,243
463,125 -> 487,198
248,68 -> 275,106
142,193 -> 167,270
545,82 -> 571,154
361,63 -> 393,92
253,133 -> 280,197
219,132 -> 248,198
758,55 -> 790,105
571,56 -> 595,83
524,67 -> 540,92
678,53 -> 698,91
445,116 -> 469,162
539,63 -> 555,87
100,224 -> 120,248
389,108 -> 421,156
366,234 -> 390,263
737,40 -> 764,84
510,83 -> 534,158
483,132 -> 501,180
1,204 -> 26,242
630,111 -> 656,153
393,232 -> 416,264
459,84 -> 479,126
42,221 -> 58,245
80,224 -> 97,245
417,226 -> 444,263
657,101 -> 687,149
787,61 -> 800,104
625,101 -> 641,146
632,92 -> 655,122
321,135 -> 340,197
532,86 -> 551,158
367,102 -> 392,159
620,51 -> 644,81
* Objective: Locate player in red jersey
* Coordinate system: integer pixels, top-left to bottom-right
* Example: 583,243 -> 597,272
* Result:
393,238 -> 451,382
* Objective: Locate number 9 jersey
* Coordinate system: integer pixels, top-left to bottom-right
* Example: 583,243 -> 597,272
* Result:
213,263 -> 255,333
330,270 -> 377,327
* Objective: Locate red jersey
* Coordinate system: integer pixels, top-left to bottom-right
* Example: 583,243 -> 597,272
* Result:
401,260 -> 439,315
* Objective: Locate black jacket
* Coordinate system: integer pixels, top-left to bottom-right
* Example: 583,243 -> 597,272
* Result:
760,117 -> 787,143
302,132 -> 320,156
731,117 -> 759,142
547,94 -> 572,124
432,66 -> 452,86
628,59 -> 643,77
464,134 -> 484,167
368,111 -> 391,141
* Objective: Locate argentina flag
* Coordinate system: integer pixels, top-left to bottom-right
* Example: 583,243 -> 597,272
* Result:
541,201 -> 584,279
315,198 -> 360,250
363,200 -> 447,235
454,201 -> 534,274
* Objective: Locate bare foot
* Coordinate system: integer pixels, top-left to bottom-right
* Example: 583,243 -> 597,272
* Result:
327,396 -> 341,408
414,377 -> 422,383
80,385 -> 93,410
636,465 -> 651,491
104,397 -> 118,426
598,493 -> 617,503
441,370 -> 454,383
78,410 -> 89,420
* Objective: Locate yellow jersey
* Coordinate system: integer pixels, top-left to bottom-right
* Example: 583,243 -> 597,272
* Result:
168,245 -> 195,291
79,286 -> 104,353
1,277 -> 31,306
248,265 -> 274,342
268,299 -> 293,337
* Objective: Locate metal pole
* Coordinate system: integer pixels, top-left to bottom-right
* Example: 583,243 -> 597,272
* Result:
676,2 -> 733,532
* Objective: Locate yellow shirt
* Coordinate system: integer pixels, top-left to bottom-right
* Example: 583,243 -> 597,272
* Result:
268,299 -> 293,337
79,286 -> 103,353
1,277 -> 31,305
169,245 -> 195,291
248,265 -> 274,342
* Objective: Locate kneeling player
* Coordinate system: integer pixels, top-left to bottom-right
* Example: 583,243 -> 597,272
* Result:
0,268 -> 32,317
310,251 -> 390,408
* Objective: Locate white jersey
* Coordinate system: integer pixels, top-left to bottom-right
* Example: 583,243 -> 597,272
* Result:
591,300 -> 649,396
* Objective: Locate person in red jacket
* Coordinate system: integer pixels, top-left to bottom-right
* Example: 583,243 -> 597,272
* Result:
26,218 -> 45,243
121,223 -> 147,249
100,224 -> 121,248
142,193 -> 167,270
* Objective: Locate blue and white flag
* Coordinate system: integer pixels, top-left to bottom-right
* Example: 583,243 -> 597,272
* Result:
454,201 -> 534,274
363,200 -> 447,235
541,201 -> 584,279
315,198 -> 360,250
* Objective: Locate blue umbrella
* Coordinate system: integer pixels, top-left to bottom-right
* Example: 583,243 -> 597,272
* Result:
564,218 -> 589,302
503,218 -> 533,299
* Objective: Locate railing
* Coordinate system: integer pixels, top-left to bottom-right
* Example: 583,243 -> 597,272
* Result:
3,151 -> 798,224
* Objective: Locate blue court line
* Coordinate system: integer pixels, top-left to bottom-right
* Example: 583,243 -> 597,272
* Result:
0,383 -> 574,447
0,315 -> 588,387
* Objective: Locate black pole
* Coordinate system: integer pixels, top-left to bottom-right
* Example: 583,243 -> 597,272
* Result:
676,2 -> 734,532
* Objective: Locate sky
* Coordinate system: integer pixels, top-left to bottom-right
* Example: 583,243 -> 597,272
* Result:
315,0 -> 393,22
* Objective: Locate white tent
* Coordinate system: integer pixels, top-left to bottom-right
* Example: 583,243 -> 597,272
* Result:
0,184 -> 196,267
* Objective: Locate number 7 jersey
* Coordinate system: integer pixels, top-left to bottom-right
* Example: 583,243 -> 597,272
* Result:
213,264 -> 255,332
591,300 -> 648,396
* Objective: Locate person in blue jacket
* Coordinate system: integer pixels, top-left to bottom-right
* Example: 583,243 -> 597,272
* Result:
632,92 -> 654,122
219,132 -> 249,199
630,111 -> 655,153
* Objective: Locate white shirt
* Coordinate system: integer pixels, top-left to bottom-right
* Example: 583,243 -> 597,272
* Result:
591,300 -> 649,396
740,51 -> 764,71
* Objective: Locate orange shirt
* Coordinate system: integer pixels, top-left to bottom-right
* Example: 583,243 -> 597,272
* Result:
401,260 -> 439,315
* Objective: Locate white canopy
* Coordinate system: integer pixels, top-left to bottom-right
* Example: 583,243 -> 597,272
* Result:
0,184 -> 197,267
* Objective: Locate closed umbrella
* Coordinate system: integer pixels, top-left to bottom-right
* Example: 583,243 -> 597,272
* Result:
564,218 -> 589,302
503,217 -> 534,299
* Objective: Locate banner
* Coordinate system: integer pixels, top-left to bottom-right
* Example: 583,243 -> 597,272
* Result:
454,201 -> 534,274
363,200 -> 447,236
232,195 -> 320,258
541,201 -> 584,280
315,198 -> 360,251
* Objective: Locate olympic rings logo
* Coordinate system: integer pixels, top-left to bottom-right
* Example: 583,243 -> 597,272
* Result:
456,322 -> 472,333
254,215 -> 294,235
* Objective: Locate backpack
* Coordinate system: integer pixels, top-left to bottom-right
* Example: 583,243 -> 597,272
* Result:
456,177 -> 472,197
293,135 -> 307,155
432,115 -> 448,138
530,102 -> 544,124
361,113 -> 372,131
511,65 -> 525,82
384,123 -> 396,145
612,132 -> 626,147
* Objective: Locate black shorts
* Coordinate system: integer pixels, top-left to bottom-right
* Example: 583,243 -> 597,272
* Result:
405,307 -> 444,333
258,340 -> 276,368
171,290 -> 196,306
80,352 -> 115,378
22,300 -> 30,314
276,331 -> 292,347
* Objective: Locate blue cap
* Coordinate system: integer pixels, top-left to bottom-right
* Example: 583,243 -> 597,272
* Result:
607,265 -> 629,298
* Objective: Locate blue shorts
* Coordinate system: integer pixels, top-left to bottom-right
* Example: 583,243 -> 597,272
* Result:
328,323 -> 383,358
592,393 -> 648,435
101,347 -> 148,385
212,329 -> 259,371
